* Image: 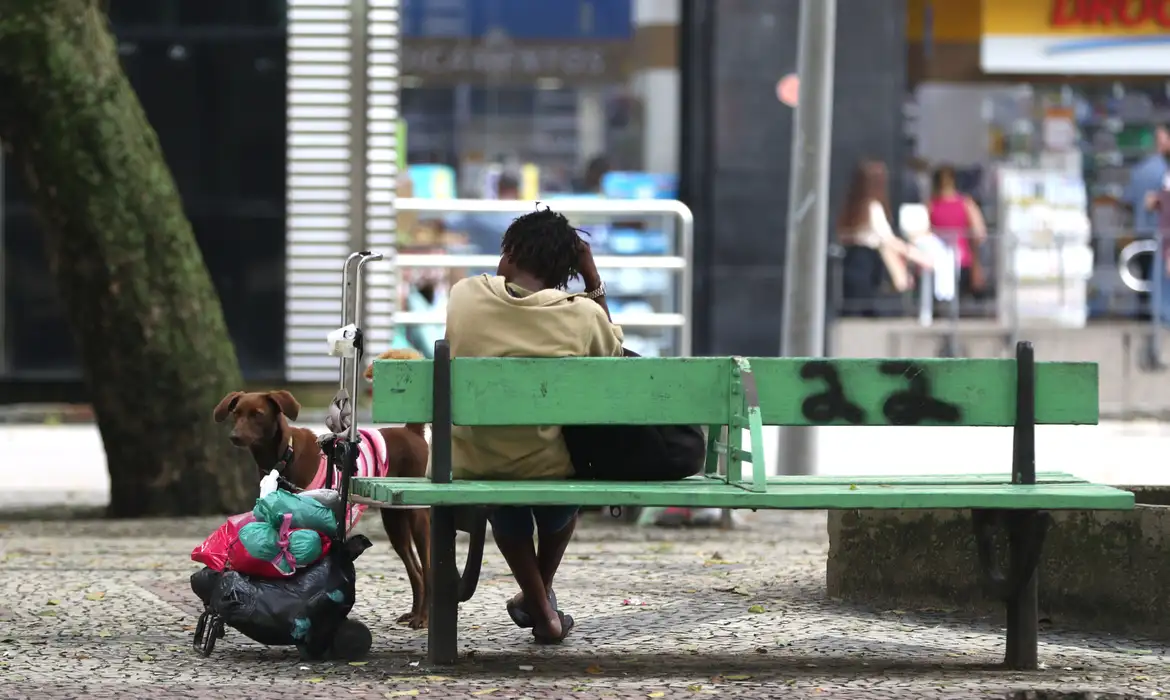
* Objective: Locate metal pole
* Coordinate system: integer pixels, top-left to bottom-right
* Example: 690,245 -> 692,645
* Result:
776,0 -> 837,476
345,0 -> 369,396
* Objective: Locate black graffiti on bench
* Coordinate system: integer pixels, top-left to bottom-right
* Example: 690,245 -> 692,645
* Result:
878,361 -> 963,426
799,361 -> 866,424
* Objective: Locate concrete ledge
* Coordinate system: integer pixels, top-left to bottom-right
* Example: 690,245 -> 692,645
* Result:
826,486 -> 1170,638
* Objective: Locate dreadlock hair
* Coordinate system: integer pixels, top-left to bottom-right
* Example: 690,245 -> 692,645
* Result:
500,206 -> 588,290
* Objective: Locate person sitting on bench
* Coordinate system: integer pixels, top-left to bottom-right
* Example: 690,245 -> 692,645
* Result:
443,206 -> 621,644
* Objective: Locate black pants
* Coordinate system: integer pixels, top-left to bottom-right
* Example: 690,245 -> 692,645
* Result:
840,245 -> 902,318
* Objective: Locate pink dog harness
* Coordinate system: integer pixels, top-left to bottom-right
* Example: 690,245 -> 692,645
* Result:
306,428 -> 388,534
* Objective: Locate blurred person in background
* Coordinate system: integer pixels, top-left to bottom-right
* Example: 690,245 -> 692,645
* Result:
455,173 -> 523,256
929,165 -> 989,303
837,159 -> 932,317
1125,123 -> 1170,323
900,157 -> 930,205
575,155 -> 610,195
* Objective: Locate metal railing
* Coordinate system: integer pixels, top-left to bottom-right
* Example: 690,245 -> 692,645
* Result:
392,197 -> 694,356
830,228 -> 1158,319
833,226 -> 1168,358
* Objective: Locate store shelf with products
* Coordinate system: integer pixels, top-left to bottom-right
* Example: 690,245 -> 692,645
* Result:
390,198 -> 693,359
978,84 -> 1170,322
995,167 -> 1093,329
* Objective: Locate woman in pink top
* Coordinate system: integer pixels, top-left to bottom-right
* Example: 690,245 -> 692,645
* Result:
929,165 -> 988,296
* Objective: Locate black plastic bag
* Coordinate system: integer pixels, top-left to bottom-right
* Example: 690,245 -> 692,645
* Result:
564,422 -> 705,481
563,349 -> 706,481
190,535 -> 371,656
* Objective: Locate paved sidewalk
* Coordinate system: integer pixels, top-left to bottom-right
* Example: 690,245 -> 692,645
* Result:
0,511 -> 1166,699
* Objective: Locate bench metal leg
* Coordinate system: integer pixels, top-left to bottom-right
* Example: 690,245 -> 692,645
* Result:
972,508 -> 1049,671
1000,340 -> 1046,670
428,505 -> 459,665
1004,511 -> 1041,670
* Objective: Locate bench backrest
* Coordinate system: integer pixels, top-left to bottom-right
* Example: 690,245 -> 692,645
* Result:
372,356 -> 1098,427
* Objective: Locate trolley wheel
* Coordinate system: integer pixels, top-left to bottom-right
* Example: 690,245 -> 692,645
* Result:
328,619 -> 372,661
193,609 -> 210,650
197,613 -> 225,657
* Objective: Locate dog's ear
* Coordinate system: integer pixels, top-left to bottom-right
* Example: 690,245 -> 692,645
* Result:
213,391 -> 243,422
266,390 -> 301,421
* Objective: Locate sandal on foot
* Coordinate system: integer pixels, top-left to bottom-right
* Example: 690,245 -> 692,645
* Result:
506,589 -> 558,629
532,611 -> 574,645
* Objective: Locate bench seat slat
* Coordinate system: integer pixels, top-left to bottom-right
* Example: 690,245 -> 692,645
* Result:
351,477 -> 1134,511
758,471 -> 1087,485
371,357 -> 1098,427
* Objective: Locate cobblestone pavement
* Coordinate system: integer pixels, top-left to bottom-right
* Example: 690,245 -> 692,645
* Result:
1,511 -> 1167,699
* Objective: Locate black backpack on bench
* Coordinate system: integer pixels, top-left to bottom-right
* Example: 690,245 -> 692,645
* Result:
562,349 -> 706,481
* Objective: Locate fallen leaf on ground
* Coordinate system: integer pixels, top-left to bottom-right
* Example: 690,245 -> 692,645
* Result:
687,684 -> 703,692
306,678 -> 325,683
138,654 -> 154,662
84,592 -> 106,601
725,675 -> 752,680
348,661 -> 368,666
748,605 -> 765,614
649,693 -> 665,698
97,631 -> 112,638
424,676 -> 449,682
46,600 -> 60,606
585,664 -> 603,674
470,690 -> 498,696
385,691 -> 419,698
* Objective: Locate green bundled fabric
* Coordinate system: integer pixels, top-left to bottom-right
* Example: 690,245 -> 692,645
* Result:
237,522 -> 325,575
253,489 -> 338,534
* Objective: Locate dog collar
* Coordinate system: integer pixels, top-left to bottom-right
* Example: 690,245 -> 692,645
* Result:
273,435 -> 295,475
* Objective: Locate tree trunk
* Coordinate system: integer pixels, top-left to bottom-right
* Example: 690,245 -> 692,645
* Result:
0,0 -> 254,516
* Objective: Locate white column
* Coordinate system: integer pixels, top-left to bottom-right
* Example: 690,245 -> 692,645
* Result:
285,0 -> 356,381
364,0 -> 402,359
632,0 -> 680,174
284,0 -> 400,381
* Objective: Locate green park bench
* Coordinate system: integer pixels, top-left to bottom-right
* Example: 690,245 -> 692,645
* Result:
351,340 -> 1134,669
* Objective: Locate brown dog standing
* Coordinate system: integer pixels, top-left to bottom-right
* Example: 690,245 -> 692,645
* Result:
213,350 -> 432,629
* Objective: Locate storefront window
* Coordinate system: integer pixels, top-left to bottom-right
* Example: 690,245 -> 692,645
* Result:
398,0 -> 677,197
393,0 -> 685,358
903,0 -> 1170,328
